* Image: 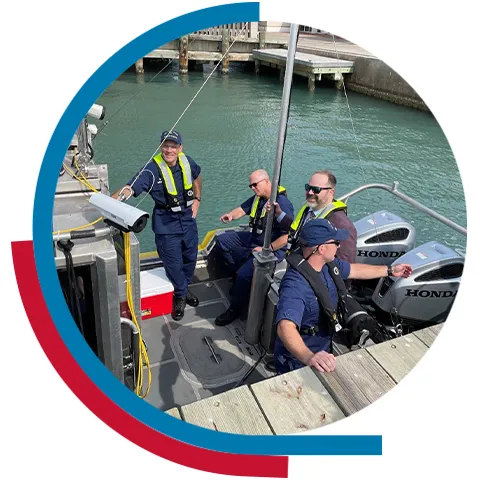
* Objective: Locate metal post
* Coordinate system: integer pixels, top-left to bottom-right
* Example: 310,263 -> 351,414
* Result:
244,24 -> 299,346
262,23 -> 299,253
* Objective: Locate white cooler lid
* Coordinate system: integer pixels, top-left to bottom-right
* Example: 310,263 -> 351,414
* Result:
118,267 -> 174,301
140,267 -> 174,296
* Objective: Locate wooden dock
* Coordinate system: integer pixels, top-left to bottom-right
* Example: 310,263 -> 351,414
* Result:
139,33 -> 354,91
252,48 -> 354,91
164,324 -> 443,434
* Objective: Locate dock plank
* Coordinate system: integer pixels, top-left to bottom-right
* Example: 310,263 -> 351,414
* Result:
181,385 -> 273,434
253,49 -> 354,70
413,324 -> 444,347
366,333 -> 429,383
314,349 -> 397,416
250,367 -> 345,434
165,407 -> 182,420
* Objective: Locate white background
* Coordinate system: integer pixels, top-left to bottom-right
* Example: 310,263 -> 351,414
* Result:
2,1 -> 478,478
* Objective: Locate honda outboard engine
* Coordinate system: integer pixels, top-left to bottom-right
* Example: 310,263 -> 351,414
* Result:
355,211 -> 416,266
372,240 -> 464,330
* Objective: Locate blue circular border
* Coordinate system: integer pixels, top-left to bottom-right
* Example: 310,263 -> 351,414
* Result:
33,2 -> 380,455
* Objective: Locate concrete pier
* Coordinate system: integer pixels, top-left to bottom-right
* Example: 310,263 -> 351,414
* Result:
252,48 -> 354,92
140,32 -> 428,110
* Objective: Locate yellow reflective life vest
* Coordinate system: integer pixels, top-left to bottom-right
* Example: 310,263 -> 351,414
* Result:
249,186 -> 287,235
153,152 -> 194,212
287,200 -> 348,251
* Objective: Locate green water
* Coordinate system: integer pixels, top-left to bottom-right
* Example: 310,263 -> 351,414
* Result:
91,64 -> 466,254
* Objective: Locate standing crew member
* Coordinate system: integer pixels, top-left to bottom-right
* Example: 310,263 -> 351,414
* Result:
113,130 -> 202,321
214,169 -> 294,326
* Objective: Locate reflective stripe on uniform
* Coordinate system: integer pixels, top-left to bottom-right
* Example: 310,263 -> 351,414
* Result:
153,152 -> 194,211
249,186 -> 287,221
290,200 -> 347,232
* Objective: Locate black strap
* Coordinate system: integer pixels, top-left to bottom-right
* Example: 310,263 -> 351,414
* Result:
299,325 -> 319,336
326,262 -> 348,319
286,253 -> 342,334
57,239 -> 85,336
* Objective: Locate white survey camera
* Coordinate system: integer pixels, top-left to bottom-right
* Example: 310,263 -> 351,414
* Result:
89,193 -> 149,233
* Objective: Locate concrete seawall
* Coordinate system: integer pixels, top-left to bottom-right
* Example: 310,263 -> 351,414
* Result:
148,33 -> 429,112
296,45 -> 428,111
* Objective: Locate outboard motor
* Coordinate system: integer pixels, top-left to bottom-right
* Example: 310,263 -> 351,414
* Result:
355,211 -> 416,266
372,240 -> 464,330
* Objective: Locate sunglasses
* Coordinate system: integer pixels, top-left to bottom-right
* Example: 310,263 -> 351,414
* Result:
305,184 -> 332,194
249,178 -> 266,189
322,240 -> 340,247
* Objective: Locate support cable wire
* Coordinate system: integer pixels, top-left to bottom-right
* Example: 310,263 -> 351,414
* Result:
330,34 -> 400,334
123,24 -> 250,208
96,35 -> 203,136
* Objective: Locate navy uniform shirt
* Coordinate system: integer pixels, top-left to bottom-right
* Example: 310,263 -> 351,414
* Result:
240,194 -> 294,251
127,155 -> 201,235
274,258 -> 351,367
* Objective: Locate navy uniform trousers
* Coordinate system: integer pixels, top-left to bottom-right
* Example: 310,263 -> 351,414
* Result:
215,230 -> 284,312
154,224 -> 198,298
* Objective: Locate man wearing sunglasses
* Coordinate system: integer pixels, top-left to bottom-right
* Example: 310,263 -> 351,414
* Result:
271,170 -> 357,263
215,169 -> 294,326
274,218 -> 412,374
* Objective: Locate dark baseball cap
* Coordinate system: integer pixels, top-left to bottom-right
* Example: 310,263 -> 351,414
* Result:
299,218 -> 349,247
160,129 -> 182,144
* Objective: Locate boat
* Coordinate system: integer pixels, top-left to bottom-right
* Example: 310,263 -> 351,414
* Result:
52,24 -> 466,416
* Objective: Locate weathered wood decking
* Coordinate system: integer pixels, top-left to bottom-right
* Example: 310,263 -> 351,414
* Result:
141,34 -> 354,90
164,324 -> 443,433
252,48 -> 354,90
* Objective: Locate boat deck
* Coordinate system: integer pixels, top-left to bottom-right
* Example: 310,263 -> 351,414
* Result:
161,323 -> 443,434
140,277 -> 276,411
139,268 -> 444,435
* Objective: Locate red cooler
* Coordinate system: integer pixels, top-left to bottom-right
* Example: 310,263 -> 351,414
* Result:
119,267 -> 174,320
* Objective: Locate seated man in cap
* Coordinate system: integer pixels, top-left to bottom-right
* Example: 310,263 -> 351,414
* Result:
112,129 -> 202,321
274,218 -> 413,374
214,169 -> 294,326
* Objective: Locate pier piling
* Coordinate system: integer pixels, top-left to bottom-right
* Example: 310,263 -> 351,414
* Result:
221,29 -> 230,75
179,35 -> 188,75
135,59 -> 144,75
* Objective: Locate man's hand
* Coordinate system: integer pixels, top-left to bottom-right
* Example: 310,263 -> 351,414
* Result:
220,213 -> 233,223
306,351 -> 336,373
192,199 -> 200,219
391,264 -> 413,278
252,246 -> 262,253
111,185 -> 132,201
265,201 -> 283,217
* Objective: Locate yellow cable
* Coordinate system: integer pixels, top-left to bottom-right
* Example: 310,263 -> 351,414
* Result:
59,152 -> 151,395
73,148 -> 98,192
124,231 -> 151,397
52,216 -> 104,235
53,154 -> 103,235
62,163 -> 98,192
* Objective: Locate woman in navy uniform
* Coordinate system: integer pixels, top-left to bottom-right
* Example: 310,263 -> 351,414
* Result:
214,169 -> 294,326
274,218 -> 412,374
113,130 -> 202,321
